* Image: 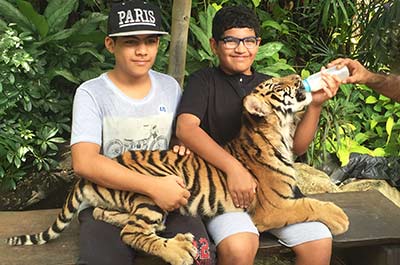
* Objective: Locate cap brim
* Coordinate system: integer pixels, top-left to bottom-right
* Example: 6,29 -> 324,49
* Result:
108,30 -> 169,37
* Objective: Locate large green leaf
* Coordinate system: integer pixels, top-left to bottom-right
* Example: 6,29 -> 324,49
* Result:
332,0 -> 339,27
385,116 -> 394,144
35,28 -> 76,46
51,69 -> 80,84
0,0 -> 33,33
321,0 -> 331,27
0,18 -> 7,31
205,5 -> 218,39
68,12 -> 107,44
257,62 -> 296,77
337,0 -> 350,25
189,22 -> 213,57
252,0 -> 261,7
365,95 -> 378,104
69,32 -> 105,45
71,12 -> 107,35
255,42 -> 284,61
16,0 -> 48,38
43,0 -> 65,18
45,0 -> 78,34
76,47 -> 105,63
261,20 -> 282,31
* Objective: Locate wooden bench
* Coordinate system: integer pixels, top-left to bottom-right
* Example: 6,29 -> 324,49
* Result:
1,190 -> 400,265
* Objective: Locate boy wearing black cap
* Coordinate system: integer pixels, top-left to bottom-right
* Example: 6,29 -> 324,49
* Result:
177,5 -> 340,265
71,1 -> 214,264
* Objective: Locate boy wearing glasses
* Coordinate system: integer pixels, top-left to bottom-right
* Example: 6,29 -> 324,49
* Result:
176,5 -> 341,265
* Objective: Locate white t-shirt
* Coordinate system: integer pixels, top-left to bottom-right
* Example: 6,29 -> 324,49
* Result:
71,70 -> 181,158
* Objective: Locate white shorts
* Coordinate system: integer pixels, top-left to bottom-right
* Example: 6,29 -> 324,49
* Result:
206,212 -> 332,247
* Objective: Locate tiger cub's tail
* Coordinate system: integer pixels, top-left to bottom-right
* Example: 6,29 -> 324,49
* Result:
7,180 -> 82,246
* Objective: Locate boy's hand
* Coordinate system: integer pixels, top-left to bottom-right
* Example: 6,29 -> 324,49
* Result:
172,144 -> 191,156
151,175 -> 190,212
311,68 -> 341,106
226,162 -> 257,209
170,136 -> 191,156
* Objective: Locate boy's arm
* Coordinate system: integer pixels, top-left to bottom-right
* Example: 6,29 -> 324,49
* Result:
176,113 -> 256,209
292,104 -> 322,155
293,72 -> 341,155
71,142 -> 190,211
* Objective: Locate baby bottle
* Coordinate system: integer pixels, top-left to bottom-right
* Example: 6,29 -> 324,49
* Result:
303,66 -> 350,92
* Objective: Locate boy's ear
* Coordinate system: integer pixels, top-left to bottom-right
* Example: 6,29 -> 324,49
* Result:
209,38 -> 218,55
105,36 -> 115,54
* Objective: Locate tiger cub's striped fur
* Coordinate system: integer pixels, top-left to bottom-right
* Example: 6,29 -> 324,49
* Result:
7,74 -> 349,265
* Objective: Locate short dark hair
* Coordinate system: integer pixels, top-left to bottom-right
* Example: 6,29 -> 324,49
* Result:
212,6 -> 260,40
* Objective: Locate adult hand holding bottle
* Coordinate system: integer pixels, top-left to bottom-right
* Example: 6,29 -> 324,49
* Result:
328,58 -> 400,102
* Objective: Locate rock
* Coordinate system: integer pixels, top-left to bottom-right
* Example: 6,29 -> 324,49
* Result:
294,163 -> 341,194
340,179 -> 400,208
295,163 -> 400,208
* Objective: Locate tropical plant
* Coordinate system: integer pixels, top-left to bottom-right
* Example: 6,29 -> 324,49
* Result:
0,0 -> 108,190
288,0 -> 400,170
1,0 -> 399,191
356,0 -> 400,73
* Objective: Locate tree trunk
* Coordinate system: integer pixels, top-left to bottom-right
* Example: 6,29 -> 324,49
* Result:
167,0 -> 192,87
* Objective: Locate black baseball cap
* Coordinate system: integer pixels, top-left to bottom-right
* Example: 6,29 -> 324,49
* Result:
107,1 -> 168,37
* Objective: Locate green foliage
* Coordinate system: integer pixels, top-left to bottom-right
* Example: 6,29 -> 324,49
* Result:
308,83 -> 365,166
0,27 -> 65,190
288,0 -> 357,70
309,82 -> 400,168
353,87 -> 400,157
0,0 -> 108,190
1,0 -> 399,190
356,0 -> 400,72
186,4 -> 219,73
302,0 -> 400,169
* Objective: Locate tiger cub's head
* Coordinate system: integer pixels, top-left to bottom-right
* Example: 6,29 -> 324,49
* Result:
243,74 -> 311,117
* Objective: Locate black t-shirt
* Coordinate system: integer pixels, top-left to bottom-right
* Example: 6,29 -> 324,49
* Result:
177,67 -> 269,145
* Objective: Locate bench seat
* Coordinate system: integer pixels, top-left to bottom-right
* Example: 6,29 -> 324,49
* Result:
1,190 -> 400,265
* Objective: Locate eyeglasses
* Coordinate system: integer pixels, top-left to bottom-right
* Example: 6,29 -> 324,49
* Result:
219,36 -> 260,49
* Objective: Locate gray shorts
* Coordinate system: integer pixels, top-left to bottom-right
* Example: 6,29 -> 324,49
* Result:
206,212 -> 332,247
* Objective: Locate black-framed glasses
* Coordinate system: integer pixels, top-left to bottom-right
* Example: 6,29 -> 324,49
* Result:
219,36 -> 260,49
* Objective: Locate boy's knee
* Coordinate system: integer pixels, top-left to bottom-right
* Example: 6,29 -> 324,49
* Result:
308,237 -> 332,250
292,238 -> 332,265
217,233 -> 258,265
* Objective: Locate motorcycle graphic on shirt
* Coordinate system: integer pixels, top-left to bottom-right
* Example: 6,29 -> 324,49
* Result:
104,124 -> 168,158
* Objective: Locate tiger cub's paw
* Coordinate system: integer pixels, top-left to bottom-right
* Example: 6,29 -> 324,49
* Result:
320,202 -> 349,235
163,233 -> 197,265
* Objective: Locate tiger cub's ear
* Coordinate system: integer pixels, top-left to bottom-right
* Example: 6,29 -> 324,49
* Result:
243,95 -> 271,117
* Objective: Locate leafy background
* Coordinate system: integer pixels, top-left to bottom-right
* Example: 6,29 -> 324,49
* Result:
0,0 -> 399,191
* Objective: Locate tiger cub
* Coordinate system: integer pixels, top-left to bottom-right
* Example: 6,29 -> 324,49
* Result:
7,74 -> 349,265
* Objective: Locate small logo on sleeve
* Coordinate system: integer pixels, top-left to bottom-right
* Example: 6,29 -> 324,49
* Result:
159,105 -> 167,113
